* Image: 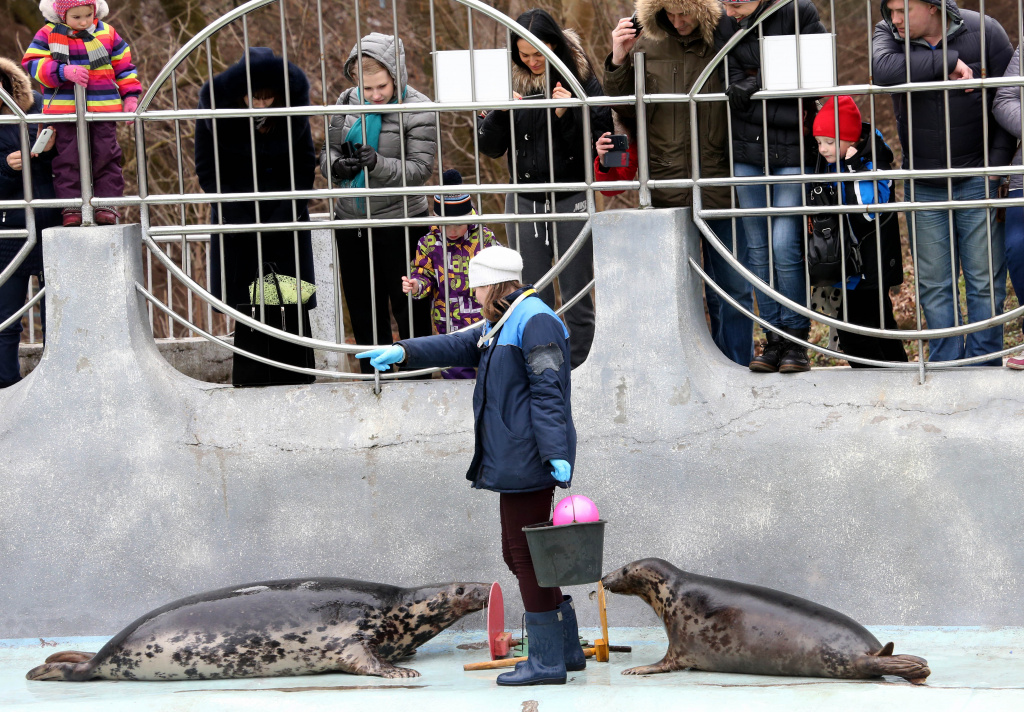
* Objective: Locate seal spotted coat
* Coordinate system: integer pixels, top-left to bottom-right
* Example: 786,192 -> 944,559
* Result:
27,577 -> 489,681
602,559 -> 930,684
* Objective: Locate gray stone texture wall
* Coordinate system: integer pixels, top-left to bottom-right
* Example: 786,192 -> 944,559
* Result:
0,211 -> 1020,639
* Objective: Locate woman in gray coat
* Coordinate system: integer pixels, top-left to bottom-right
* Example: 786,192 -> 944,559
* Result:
992,47 -> 1024,369
319,33 -> 437,370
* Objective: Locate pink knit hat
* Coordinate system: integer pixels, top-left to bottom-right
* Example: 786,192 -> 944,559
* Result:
52,0 -> 95,21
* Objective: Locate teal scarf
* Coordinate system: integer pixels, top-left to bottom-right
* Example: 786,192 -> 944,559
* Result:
342,87 -> 406,212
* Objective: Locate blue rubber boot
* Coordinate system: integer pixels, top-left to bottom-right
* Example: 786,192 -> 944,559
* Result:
559,596 -> 586,672
496,609 -> 566,686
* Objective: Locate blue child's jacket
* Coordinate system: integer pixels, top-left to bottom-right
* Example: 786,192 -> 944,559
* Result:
399,287 -> 576,493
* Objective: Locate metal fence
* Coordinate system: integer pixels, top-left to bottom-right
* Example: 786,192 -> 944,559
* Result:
3,0 -> 1024,384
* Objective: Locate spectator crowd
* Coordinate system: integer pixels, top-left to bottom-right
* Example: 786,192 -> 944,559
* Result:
3,0 -> 1024,386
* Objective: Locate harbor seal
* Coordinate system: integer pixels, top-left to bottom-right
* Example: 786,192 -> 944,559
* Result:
601,559 -> 930,684
27,577 -> 489,681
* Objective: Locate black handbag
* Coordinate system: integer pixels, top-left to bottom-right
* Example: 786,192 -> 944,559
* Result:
806,182 -> 863,287
232,266 -> 316,387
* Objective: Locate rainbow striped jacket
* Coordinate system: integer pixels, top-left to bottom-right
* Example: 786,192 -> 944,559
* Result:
22,21 -> 141,115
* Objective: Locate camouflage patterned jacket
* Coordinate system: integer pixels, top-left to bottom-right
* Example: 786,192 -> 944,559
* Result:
408,220 -> 497,334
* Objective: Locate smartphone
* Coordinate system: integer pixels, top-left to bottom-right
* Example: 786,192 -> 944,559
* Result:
338,141 -> 360,160
31,127 -> 53,154
630,13 -> 643,34
604,133 -> 630,168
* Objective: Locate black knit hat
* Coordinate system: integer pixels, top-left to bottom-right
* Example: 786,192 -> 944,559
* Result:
432,169 -> 474,217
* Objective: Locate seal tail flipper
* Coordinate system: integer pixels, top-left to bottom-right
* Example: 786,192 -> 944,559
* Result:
45,651 -> 95,664
854,645 -> 930,685
26,661 -> 96,681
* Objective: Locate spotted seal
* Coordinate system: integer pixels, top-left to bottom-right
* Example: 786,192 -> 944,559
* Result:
27,577 -> 489,681
602,559 -> 930,684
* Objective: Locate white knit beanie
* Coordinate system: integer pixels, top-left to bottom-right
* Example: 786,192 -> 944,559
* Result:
468,245 -> 523,288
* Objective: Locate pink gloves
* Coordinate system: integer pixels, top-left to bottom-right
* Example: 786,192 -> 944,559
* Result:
62,65 -> 89,87
123,96 -> 138,113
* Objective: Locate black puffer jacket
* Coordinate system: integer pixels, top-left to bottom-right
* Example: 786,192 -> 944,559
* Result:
0,57 -> 59,276
723,0 -> 826,168
477,29 -> 612,199
812,124 -> 903,290
872,0 -> 1015,183
195,48 -> 317,308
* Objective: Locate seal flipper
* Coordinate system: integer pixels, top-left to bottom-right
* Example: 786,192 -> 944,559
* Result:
875,642 -> 895,657
337,641 -> 421,679
622,658 -> 678,676
854,650 -> 930,685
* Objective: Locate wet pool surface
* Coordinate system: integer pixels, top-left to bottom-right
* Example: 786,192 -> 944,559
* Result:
2,626 -> 1022,711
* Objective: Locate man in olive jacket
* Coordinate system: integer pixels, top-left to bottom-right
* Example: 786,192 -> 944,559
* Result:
604,0 -> 753,365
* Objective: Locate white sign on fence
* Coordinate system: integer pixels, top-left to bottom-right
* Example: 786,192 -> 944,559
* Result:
434,49 -> 511,103
761,34 -> 836,91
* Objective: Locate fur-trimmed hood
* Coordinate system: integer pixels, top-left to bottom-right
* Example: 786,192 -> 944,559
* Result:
0,57 -> 36,113
511,28 -> 594,95
634,0 -> 721,47
39,0 -> 109,24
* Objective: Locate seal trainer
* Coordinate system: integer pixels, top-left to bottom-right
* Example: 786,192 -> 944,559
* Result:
602,559 -> 930,684
27,577 -> 489,681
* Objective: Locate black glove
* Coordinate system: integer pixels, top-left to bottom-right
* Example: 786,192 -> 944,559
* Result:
725,74 -> 760,113
332,156 -> 361,181
356,144 -> 378,170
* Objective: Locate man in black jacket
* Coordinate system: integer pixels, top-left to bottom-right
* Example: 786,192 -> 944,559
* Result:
872,0 -> 1013,365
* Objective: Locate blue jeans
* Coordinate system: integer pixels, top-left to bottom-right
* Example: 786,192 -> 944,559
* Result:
734,163 -> 809,331
909,177 -> 1005,365
703,219 -> 754,365
0,272 -> 44,385
1004,189 -> 1024,302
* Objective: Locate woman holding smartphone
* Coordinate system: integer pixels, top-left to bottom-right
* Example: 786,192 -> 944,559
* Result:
477,8 -> 612,370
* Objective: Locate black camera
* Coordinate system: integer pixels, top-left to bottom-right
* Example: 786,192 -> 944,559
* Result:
630,13 -> 643,34
604,133 -> 630,168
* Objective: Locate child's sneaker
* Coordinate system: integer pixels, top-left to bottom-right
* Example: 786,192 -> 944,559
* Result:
61,208 -> 82,227
1007,355 -> 1024,370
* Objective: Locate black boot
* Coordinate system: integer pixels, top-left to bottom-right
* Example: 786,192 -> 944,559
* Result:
558,596 -> 586,672
779,328 -> 811,373
749,331 -> 784,372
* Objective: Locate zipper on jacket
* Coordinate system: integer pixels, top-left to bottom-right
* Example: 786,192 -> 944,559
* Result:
672,65 -> 679,142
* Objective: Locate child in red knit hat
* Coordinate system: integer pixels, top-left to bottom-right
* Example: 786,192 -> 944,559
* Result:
22,0 -> 141,226
809,95 -> 908,367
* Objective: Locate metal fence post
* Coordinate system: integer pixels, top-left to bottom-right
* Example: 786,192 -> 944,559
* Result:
74,84 -> 95,226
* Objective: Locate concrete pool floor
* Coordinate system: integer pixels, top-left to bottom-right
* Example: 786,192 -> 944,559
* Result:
2,627 -> 1022,711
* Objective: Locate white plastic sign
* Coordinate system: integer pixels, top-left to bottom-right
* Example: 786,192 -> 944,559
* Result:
761,34 -> 836,91
435,49 -> 512,103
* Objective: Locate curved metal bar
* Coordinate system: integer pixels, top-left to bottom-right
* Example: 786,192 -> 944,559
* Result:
530,220 -> 592,293
0,235 -> 37,289
693,212 -> 1024,340
0,285 -> 44,333
137,284 -> 444,379
556,278 -> 595,317
140,0 -> 589,112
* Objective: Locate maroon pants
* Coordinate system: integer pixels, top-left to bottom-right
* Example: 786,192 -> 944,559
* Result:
499,487 -> 563,613
53,121 -> 124,199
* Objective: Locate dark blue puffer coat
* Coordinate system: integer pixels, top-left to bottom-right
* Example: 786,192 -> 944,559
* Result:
872,0 -> 1015,183
399,288 -> 576,494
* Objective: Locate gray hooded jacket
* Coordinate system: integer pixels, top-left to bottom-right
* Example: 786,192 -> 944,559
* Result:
319,33 -> 437,220
992,48 -> 1024,192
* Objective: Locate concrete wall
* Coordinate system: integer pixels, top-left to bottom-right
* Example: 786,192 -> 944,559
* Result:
0,211 -> 1021,639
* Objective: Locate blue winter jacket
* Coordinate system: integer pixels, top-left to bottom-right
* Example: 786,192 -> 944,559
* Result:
398,288 -> 577,493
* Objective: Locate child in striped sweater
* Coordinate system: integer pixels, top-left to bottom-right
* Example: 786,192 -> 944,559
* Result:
22,0 -> 141,226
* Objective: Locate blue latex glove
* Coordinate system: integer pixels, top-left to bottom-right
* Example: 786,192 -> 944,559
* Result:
355,344 -> 405,372
550,459 -> 571,483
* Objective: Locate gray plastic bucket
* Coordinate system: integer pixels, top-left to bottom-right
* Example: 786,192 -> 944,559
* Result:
522,520 -> 606,587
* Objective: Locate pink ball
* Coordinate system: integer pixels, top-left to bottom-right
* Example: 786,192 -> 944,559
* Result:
552,495 -> 600,526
